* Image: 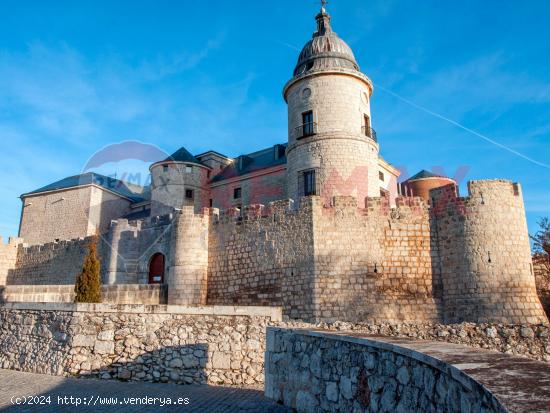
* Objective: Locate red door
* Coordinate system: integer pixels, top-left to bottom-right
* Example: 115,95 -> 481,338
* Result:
149,253 -> 165,284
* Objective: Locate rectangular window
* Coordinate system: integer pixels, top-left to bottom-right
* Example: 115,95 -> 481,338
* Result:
185,189 -> 194,199
185,165 -> 193,173
303,170 -> 316,196
163,165 -> 169,172
233,187 -> 242,199
380,188 -> 389,198
364,114 -> 371,136
379,171 -> 385,181
209,199 -> 213,208
302,111 -> 314,137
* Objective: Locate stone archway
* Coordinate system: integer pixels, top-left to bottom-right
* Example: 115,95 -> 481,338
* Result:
148,253 -> 165,284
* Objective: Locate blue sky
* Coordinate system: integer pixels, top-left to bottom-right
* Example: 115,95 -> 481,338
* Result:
0,0 -> 549,241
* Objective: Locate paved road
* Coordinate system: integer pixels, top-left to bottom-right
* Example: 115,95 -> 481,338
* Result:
0,369 -> 290,413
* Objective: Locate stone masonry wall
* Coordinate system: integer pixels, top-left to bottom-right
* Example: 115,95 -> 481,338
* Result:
432,181 -> 547,325
207,198 -> 316,320
207,195 -> 441,323
0,304 -> 281,386
0,305 -> 549,394
19,186 -> 93,246
312,196 -> 441,323
6,236 -> 108,285
0,237 -> 22,286
168,207 -> 210,305
0,284 -> 167,305
265,327 -> 506,413
285,72 -> 380,202
105,215 -> 173,285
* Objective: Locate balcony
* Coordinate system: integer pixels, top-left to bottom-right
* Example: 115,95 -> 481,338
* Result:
295,122 -> 317,139
362,126 -> 377,142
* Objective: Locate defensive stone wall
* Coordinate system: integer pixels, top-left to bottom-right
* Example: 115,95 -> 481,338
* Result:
207,198 -> 317,319
105,214 -> 173,285
207,195 -> 441,323
168,207 -> 210,305
312,196 -> 441,323
0,303 -> 281,386
6,236 -> 104,286
0,237 -> 22,286
431,180 -> 547,324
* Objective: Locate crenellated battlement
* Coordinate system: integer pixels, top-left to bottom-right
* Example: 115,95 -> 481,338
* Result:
431,179 -> 521,204
0,237 -> 23,247
210,195 -> 431,227
19,236 -> 92,253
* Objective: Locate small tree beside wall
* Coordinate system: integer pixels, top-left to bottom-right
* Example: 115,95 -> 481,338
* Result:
74,236 -> 102,303
532,217 -> 550,271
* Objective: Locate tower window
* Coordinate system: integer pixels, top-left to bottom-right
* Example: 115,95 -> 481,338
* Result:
185,165 -> 193,173
185,189 -> 194,199
163,165 -> 169,172
380,188 -> 389,198
233,187 -> 242,199
303,170 -> 316,196
302,111 -> 314,137
209,199 -> 213,207
379,171 -> 385,181
364,114 -> 371,136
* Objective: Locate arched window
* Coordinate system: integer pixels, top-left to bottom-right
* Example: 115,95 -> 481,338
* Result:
149,253 -> 165,284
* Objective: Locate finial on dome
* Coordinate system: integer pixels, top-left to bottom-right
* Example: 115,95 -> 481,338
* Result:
315,0 -> 332,36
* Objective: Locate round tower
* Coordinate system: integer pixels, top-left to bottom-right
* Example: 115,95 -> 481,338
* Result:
284,7 -> 379,204
433,180 -> 548,325
401,170 -> 456,202
149,147 -> 210,216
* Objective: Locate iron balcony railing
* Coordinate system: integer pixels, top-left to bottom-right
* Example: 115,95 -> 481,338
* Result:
295,122 -> 317,139
362,126 -> 377,142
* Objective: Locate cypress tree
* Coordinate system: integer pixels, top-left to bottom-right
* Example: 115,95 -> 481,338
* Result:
74,236 -> 102,303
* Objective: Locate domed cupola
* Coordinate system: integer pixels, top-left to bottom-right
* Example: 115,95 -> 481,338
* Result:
293,7 -> 359,77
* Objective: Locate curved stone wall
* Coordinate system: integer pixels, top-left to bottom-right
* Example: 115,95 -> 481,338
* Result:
150,162 -> 210,216
265,327 -> 508,413
431,180 -> 547,324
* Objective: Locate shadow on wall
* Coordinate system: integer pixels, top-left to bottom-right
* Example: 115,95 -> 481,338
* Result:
5,237 -> 108,286
0,344 -> 289,413
81,343 -> 210,384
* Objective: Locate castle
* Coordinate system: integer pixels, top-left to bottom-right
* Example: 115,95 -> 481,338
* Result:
0,8 -> 547,325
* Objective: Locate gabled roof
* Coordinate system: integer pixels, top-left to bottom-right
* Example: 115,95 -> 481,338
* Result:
163,147 -> 204,165
406,170 -> 449,181
21,172 -> 147,203
211,144 -> 287,183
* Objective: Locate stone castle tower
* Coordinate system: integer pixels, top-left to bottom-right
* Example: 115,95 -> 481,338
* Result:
284,7 -> 380,203
2,6 -> 547,327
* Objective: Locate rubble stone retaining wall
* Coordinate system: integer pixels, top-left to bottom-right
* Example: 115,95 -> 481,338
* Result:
265,327 -> 506,413
0,303 -> 281,386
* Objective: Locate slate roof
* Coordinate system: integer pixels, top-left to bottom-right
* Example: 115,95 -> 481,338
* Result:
21,172 -> 147,203
162,147 -> 204,165
211,144 -> 287,183
406,170 -> 449,181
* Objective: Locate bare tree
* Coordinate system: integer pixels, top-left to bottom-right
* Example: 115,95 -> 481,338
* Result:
531,218 -> 550,271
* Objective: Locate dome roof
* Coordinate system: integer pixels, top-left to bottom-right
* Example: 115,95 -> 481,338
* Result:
293,8 -> 359,77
